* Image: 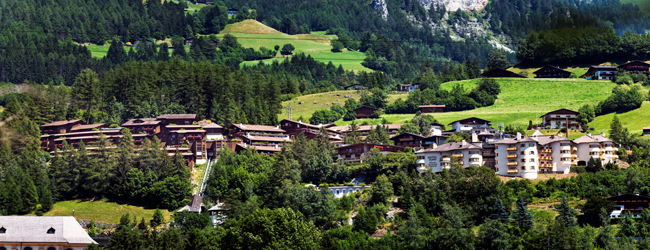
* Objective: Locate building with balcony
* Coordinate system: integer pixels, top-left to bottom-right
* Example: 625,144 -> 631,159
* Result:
390,132 -> 426,148
40,119 -> 85,134
533,65 -> 572,78
540,108 -> 580,129
337,143 -> 405,163
396,84 -> 420,93
280,119 -> 343,145
328,124 -> 403,139
416,131 -> 617,179
607,193 -> 650,218
448,117 -> 493,133
414,140 -> 483,174
354,106 -> 378,119
582,61 -> 650,80
573,133 -> 618,165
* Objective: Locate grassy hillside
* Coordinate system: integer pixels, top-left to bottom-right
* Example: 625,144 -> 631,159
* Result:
621,0 -> 650,15
592,101 -> 650,136
279,91 -> 408,121
333,78 -> 617,128
43,200 -> 173,224
218,20 -> 372,72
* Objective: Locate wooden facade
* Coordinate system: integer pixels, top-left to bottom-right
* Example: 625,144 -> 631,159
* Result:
607,193 -> 650,217
480,68 -> 527,78
354,106 -> 377,119
337,143 -> 405,162
390,132 -> 426,148
533,65 -> 571,78
419,105 -> 445,113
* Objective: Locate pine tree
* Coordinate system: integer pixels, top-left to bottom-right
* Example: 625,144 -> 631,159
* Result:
619,211 -> 638,237
489,198 -> 510,223
138,217 -> 148,231
353,205 -> 377,234
513,197 -> 534,232
156,43 -> 170,61
266,77 -> 282,125
151,208 -> 164,228
556,195 -> 577,227
609,115 -> 625,145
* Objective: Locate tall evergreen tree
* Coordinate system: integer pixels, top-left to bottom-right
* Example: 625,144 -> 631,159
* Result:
489,198 -> 510,223
556,195 -> 577,227
513,197 -> 534,232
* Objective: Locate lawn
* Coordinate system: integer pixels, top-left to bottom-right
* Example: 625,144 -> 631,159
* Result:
44,200 -> 173,224
334,78 -> 617,129
592,101 -> 650,136
279,91 -> 408,121
167,0 -> 208,12
86,43 -> 111,58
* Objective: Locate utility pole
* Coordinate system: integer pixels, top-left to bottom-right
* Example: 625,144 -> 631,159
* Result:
288,103 -> 293,120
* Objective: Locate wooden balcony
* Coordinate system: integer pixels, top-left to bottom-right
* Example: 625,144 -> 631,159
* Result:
571,161 -> 577,166
540,156 -> 553,161
540,163 -> 552,168
572,147 -> 577,152
507,169 -> 519,174
571,154 -> 577,159
441,157 -> 451,162
507,154 -> 518,159
540,149 -> 552,154
613,155 -> 619,159
452,153 -> 464,158
506,147 -> 517,151
507,162 -> 518,166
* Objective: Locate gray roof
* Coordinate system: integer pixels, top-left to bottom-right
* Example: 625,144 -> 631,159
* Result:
417,141 -> 481,153
534,135 -> 571,145
0,216 -> 97,244
573,134 -> 613,143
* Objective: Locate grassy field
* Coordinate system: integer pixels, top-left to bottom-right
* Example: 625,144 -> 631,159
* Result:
44,200 -> 173,224
218,20 -> 372,72
592,101 -> 650,136
279,91 -> 408,121
621,0 -> 650,15
333,78 -> 617,128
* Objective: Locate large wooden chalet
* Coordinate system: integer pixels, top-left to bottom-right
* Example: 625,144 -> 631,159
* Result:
533,65 -> 571,78
390,132 -> 426,148
540,108 -> 580,129
481,68 -> 527,78
608,193 -> 650,217
337,143 -> 405,163
582,61 -> 650,80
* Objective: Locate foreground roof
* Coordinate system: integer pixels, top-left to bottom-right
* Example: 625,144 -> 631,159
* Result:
540,108 -> 580,117
41,120 -> 83,127
0,216 -> 97,244
448,117 -> 491,125
416,141 -> 481,153
573,133 -> 613,143
230,124 -> 285,133
156,114 -> 197,120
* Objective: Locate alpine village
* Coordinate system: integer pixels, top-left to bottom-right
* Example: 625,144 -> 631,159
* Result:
5,0 -> 650,249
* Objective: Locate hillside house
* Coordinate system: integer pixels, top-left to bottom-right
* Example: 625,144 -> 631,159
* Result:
227,8 -> 238,15
229,124 -> 290,154
540,108 -> 580,129
581,66 -> 617,80
396,84 -> 419,93
419,105 -> 445,113
415,140 -> 483,174
618,60 -> 650,75
480,68 -> 527,78
280,119 -> 343,145
0,216 -> 97,250
389,132 -> 426,148
607,193 -> 650,217
354,106 -> 377,119
533,65 -> 572,78
329,124 -> 403,138
40,120 -> 85,134
337,143 -> 405,163
448,117 -> 493,133
644,127 -> 650,136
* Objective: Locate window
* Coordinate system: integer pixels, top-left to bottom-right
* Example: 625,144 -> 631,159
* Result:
531,166 -> 535,170
530,158 -> 535,162
529,151 -> 535,155
520,151 -> 525,155
0,247 -> 6,250
48,248 -> 56,250
0,227 -> 5,233
47,227 -> 55,234
521,159 -> 526,162
521,144 -> 525,147
496,160 -> 499,164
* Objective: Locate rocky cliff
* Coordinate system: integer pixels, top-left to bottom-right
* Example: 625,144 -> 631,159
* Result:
370,0 -> 389,20
420,0 -> 488,11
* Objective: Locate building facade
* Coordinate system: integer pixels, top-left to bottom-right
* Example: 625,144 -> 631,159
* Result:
533,65 -> 572,78
419,105 -> 445,113
0,216 -> 97,250
448,117 -> 493,133
337,143 -> 405,163
607,193 -> 650,218
540,108 -> 580,129
354,106 -> 377,119
389,132 -> 426,148
416,132 -> 618,179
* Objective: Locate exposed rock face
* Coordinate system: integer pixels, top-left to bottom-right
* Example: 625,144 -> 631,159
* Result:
420,0 -> 488,11
370,0 -> 389,20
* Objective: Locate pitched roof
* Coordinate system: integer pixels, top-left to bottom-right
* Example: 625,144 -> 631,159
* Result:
573,134 -> 613,144
156,114 -> 197,120
41,120 -> 84,127
644,127 -> 650,130
419,105 -> 445,108
531,130 -> 544,137
390,132 -> 426,140
329,124 -> 403,133
0,216 -> 97,244
430,122 -> 445,127
532,65 -> 572,74
607,193 -> 650,200
170,130 -> 207,133
230,124 -> 285,133
416,141 -> 481,153
618,60 -> 650,67
69,123 -> 106,131
121,118 -> 161,126
540,108 -> 580,117
201,123 -> 223,128
448,117 -> 491,125
354,106 -> 377,111
243,135 -> 292,142
166,125 -> 201,129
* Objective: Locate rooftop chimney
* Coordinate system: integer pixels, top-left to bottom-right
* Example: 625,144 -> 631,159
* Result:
461,140 -> 467,146
431,143 -> 437,149
471,132 -> 478,143
600,132 -> 605,137
516,132 -> 522,140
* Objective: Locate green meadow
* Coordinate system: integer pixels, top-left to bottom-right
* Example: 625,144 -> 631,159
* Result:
43,199 -> 173,224
331,78 -> 618,130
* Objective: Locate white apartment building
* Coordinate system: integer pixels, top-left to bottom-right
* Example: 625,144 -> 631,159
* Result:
416,131 -> 619,179
573,133 -> 618,165
448,117 -> 493,133
415,140 -> 483,174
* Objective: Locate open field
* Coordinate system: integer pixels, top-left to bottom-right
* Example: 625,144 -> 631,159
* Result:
279,91 -> 408,121
592,101 -> 650,136
334,78 -> 617,128
167,0 -> 208,12
43,200 -> 173,224
621,0 -> 650,15
218,20 -> 373,72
